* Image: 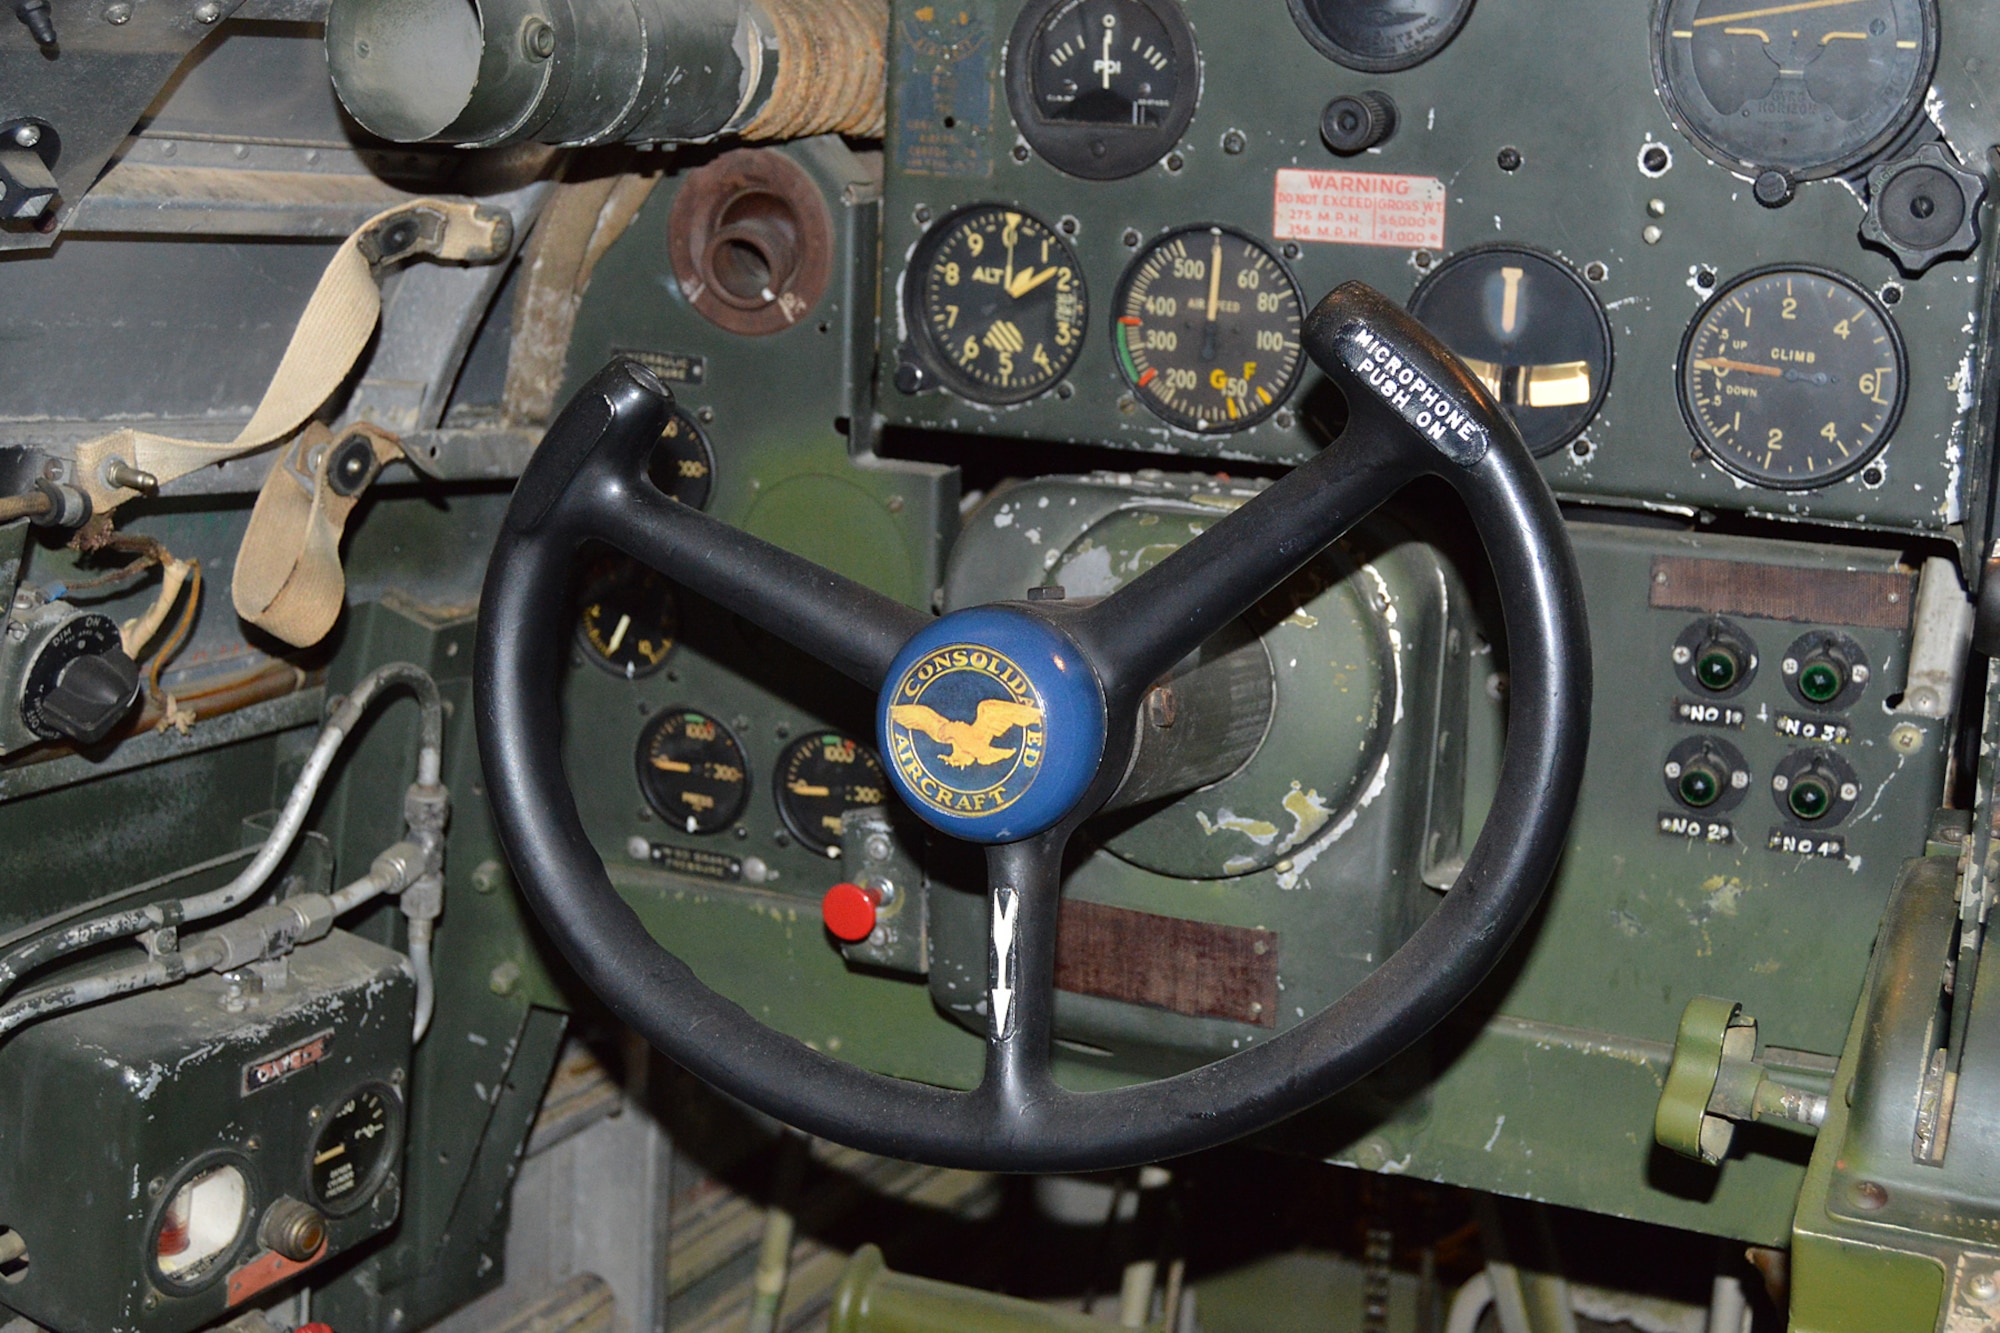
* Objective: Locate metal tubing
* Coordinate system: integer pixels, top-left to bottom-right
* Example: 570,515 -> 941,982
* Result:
829,1246 -> 1115,1333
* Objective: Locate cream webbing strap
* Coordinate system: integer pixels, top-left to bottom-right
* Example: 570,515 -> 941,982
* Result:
232,422 -> 406,647
71,198 -> 512,514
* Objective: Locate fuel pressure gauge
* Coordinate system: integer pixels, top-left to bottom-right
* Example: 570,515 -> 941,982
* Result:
1113,225 -> 1304,432
907,206 -> 1087,404
1005,0 -> 1201,180
1677,266 -> 1905,489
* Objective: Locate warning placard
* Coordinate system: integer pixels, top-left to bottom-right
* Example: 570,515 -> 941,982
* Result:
1273,169 -> 1447,249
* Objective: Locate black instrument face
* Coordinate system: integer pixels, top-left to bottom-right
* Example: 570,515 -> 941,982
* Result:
1407,246 -> 1613,458
1286,0 -> 1476,71
637,709 -> 751,834
1006,0 -> 1201,181
645,405 -> 715,510
774,732 -> 890,856
907,206 -> 1087,404
1112,224 -> 1304,433
1677,266 -> 1905,489
309,1083 -> 399,1216
577,554 -> 679,679
1651,0 -> 1937,179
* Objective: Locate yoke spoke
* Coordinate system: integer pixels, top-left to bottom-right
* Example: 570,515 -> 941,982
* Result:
595,488 -> 929,692
980,832 -> 1070,1119
1072,433 -> 1431,700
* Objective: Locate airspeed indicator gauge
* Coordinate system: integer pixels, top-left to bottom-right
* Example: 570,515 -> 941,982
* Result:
1006,0 -> 1201,181
907,205 -> 1087,404
1677,266 -> 1905,490
1113,225 -> 1304,433
1652,0 -> 1936,181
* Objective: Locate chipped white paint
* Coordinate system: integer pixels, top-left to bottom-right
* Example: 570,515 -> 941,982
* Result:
1197,809 -> 1281,845
1484,1114 -> 1506,1152
1277,754 -> 1392,890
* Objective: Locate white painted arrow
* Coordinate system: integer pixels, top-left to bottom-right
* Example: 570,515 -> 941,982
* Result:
991,887 -> 1020,1039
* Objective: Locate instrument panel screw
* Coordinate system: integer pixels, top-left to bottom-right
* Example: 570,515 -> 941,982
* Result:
1641,144 -> 1672,175
1647,198 -> 1667,217
193,1 -> 221,20
104,4 -> 131,22
12,124 -> 39,149
1972,1274 -> 1997,1301
1891,723 -> 1924,754
1643,225 -> 1663,245
913,204 -> 932,225
1221,130 -> 1245,155
1849,1180 -> 1889,1211
1495,146 -> 1522,172
1011,143 -> 1030,162
1164,153 -> 1184,173
1121,228 -> 1142,248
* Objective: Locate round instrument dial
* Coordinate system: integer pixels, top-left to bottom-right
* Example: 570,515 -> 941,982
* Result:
907,206 -> 1087,404
1287,0 -> 1475,71
577,554 -> 679,679
1407,245 -> 1612,458
1677,266 -> 1905,490
1005,0 -> 1201,181
637,709 -> 751,835
1652,0 -> 1936,180
646,405 -> 715,510
309,1083 -> 400,1216
775,732 -> 891,856
1113,225 -> 1304,433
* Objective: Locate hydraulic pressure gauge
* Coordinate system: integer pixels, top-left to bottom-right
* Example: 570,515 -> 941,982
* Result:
1112,224 -> 1304,433
774,732 -> 890,856
907,206 -> 1087,404
577,553 -> 679,679
637,709 -> 750,834
1005,0 -> 1202,180
1677,266 -> 1905,490
1652,0 -> 1936,181
1288,0 -> 1475,71
309,1083 -> 401,1216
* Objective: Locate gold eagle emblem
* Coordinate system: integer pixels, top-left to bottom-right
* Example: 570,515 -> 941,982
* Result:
890,699 -> 1044,769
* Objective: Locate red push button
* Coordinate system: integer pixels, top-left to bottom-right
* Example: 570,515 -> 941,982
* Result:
821,882 -> 880,942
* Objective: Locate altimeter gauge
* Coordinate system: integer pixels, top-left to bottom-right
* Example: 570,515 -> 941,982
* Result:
907,205 -> 1087,404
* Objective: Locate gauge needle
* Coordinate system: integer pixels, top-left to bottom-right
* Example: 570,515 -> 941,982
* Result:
1691,0 -> 1862,27
1100,21 -> 1115,89
652,756 -> 693,773
1006,266 -> 1060,298
1206,236 -> 1223,324
1694,356 -> 1782,377
604,613 -> 631,655
1002,220 -> 1017,294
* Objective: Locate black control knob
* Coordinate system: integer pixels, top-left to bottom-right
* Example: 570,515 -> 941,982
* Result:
259,1197 -> 328,1262
1862,141 -> 1986,276
18,613 -> 140,744
1321,92 -> 1397,155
